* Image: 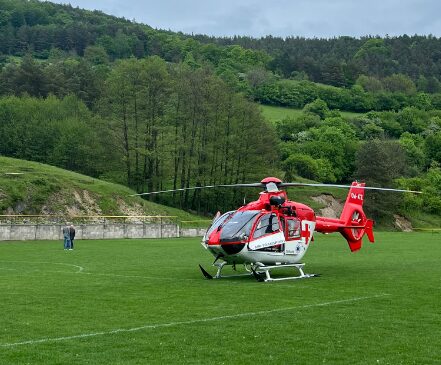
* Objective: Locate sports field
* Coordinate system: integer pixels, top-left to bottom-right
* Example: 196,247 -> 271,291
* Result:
1,232 -> 440,364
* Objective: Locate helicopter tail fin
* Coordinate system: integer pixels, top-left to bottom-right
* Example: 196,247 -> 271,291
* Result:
339,182 -> 375,252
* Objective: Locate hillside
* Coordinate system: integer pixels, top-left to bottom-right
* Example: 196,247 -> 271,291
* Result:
0,157 -> 204,224
0,157 -> 353,228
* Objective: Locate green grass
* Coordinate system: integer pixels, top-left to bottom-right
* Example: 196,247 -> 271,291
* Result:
1,232 -> 440,364
260,104 -> 303,122
405,211 -> 441,229
260,104 -> 364,124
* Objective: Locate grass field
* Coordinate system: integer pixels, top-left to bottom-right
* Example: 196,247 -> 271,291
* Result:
1,233 -> 440,364
260,104 -> 364,123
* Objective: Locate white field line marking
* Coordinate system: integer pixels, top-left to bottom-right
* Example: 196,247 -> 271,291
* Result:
77,271 -> 197,281
0,268 -> 352,288
0,269 -> 349,290
8,269 -> 203,281
1,293 -> 390,348
0,261 -> 84,273
2,270 -> 200,281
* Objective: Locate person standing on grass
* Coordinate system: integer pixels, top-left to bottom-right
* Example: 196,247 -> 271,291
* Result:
62,224 -> 71,250
69,224 -> 76,250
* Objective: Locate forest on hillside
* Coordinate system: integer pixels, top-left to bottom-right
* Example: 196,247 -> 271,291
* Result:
194,34 -> 441,89
0,0 -> 440,223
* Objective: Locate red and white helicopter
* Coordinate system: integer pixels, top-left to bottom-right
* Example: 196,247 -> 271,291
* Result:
135,177 -> 419,282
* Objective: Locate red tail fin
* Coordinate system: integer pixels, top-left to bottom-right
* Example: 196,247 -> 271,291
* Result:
340,182 -> 375,252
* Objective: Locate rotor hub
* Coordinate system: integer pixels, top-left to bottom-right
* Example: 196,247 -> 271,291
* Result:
260,177 -> 282,184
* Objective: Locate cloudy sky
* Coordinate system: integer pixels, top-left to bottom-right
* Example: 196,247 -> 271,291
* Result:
50,0 -> 441,38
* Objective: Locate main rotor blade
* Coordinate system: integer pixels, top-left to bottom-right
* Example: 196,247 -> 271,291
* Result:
130,180 -> 421,197
280,182 -> 421,194
130,186 -> 215,196
130,183 -> 264,196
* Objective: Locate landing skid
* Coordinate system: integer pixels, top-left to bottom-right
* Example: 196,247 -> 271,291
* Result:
198,262 -> 319,282
199,261 -> 254,280
252,263 -> 319,282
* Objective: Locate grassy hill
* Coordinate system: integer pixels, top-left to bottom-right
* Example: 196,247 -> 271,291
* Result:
0,157 -> 204,224
0,157 -> 342,222
0,158 -> 356,226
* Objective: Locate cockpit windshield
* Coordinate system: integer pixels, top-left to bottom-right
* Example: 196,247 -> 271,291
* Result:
220,210 -> 260,243
204,210 -> 236,242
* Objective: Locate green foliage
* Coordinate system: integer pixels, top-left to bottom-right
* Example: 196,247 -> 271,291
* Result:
362,122 -> 385,140
252,78 -> 441,113
0,94 -> 107,177
355,140 -> 408,223
398,132 -> 425,174
356,75 -> 383,92
382,74 -> 416,95
283,153 -> 335,182
424,132 -> 441,165
302,98 -> 329,119
275,113 -> 321,141
399,166 -> 441,215
84,45 -> 109,65
279,116 -> 357,182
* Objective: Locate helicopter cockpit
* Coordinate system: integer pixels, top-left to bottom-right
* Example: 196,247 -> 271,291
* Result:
206,210 -> 293,241
203,208 -> 303,256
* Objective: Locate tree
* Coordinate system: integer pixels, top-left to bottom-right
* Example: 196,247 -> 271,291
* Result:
303,98 -> 329,119
356,75 -> 383,93
382,74 -> 416,95
424,132 -> 441,165
354,38 -> 391,78
14,53 -> 49,97
84,45 -> 109,65
355,139 -> 407,224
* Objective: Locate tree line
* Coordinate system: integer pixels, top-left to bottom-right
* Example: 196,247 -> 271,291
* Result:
276,99 -> 441,220
0,57 -> 279,214
0,0 -> 269,82
194,35 -> 441,90
252,78 -> 441,113
3,1 -> 441,99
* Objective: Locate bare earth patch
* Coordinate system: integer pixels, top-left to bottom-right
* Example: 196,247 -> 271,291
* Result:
393,215 -> 413,232
116,198 -> 146,223
311,194 -> 344,218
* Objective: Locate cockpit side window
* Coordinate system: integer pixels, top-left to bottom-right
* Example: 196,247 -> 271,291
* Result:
252,213 -> 280,239
287,218 -> 301,240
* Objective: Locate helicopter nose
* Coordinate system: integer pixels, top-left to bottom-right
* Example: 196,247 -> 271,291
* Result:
221,243 -> 245,255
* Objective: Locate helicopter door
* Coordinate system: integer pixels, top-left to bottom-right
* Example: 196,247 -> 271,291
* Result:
284,218 -> 301,255
248,213 -> 285,251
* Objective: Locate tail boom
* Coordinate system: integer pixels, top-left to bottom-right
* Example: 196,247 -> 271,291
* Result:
315,182 -> 375,252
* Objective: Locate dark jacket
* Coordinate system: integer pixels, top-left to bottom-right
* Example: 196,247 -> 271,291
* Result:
69,227 -> 76,240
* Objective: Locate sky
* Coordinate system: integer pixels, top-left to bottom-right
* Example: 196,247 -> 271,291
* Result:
50,0 -> 441,39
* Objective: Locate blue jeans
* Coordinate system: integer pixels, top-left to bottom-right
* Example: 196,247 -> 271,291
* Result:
64,236 -> 71,249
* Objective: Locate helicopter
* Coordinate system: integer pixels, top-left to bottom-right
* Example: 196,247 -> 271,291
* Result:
134,177 -> 420,282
